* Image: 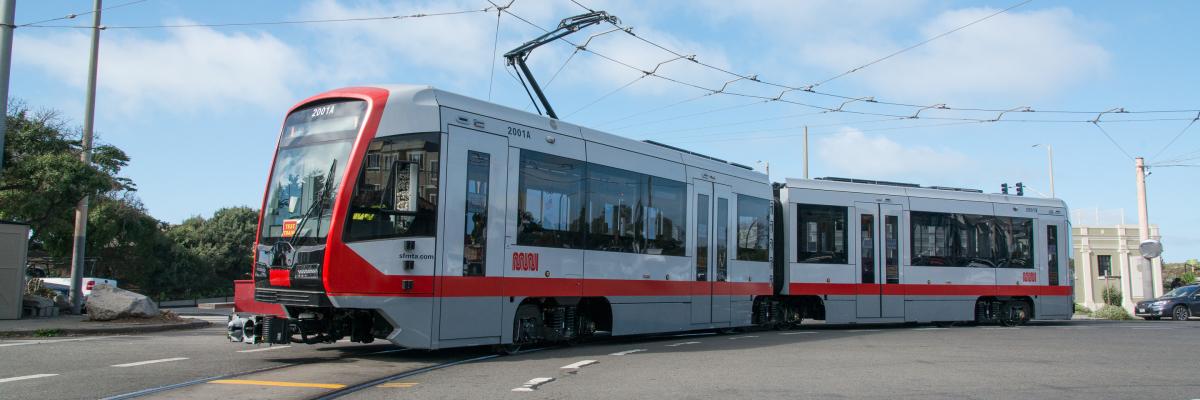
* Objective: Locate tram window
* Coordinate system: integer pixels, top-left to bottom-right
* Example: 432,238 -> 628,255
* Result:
647,177 -> 687,256
587,164 -> 647,253
796,204 -> 848,264
1047,225 -> 1059,286
956,214 -> 995,268
696,194 -> 710,281
517,150 -> 585,249
885,215 -> 899,284
861,214 -> 875,284
911,211 -> 954,267
344,133 -> 440,242
993,217 -> 1012,267
716,198 -> 729,281
1002,217 -> 1035,269
463,151 -> 489,277
736,195 -> 770,261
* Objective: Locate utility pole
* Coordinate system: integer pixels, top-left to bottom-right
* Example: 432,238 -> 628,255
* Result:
69,0 -> 102,314
802,125 -> 809,179
1134,157 -> 1159,299
0,0 -> 14,174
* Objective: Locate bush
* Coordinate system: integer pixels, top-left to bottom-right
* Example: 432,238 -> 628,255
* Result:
1091,305 -> 1132,320
1074,303 -> 1090,314
1101,286 -> 1122,306
1183,272 -> 1196,285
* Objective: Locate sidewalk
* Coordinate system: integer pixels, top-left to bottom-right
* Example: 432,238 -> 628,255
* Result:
0,314 -> 210,337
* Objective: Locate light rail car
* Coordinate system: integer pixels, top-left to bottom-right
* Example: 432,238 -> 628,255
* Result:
228,85 -> 1072,350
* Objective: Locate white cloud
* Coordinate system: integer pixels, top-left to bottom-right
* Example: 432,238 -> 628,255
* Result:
16,21 -> 307,113
816,128 -> 969,180
803,7 -> 1110,101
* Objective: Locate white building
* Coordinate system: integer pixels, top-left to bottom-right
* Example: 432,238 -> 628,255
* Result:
1072,224 -> 1163,312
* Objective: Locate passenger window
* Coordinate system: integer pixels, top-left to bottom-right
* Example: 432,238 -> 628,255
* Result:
517,150 -> 585,249
861,214 -> 875,284
735,195 -> 770,261
344,133 -> 440,242
587,164 -> 646,253
1047,225 -> 1059,285
463,151 -> 489,276
695,194 -> 710,281
796,204 -> 848,264
885,215 -> 899,284
716,198 -> 729,281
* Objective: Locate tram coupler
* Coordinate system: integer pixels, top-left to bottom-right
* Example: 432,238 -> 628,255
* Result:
227,314 -> 291,345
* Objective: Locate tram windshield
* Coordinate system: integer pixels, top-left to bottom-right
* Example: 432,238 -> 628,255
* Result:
259,100 -> 367,244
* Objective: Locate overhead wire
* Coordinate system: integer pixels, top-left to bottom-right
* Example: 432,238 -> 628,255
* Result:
14,0 -> 148,28
1149,113 -> 1200,161
672,120 -> 989,144
1090,122 -> 1135,160
20,8 -> 493,29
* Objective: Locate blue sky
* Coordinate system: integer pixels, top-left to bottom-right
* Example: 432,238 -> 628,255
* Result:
8,1 -> 1199,261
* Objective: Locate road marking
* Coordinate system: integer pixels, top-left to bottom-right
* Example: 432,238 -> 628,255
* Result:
780,331 -> 817,335
1131,327 -> 1175,330
561,360 -> 598,370
728,335 -> 759,340
210,379 -> 346,389
665,341 -> 700,347
672,332 -> 718,337
0,374 -> 58,383
847,329 -> 882,333
0,337 -> 110,347
236,345 -> 292,353
912,327 -> 948,331
512,377 -> 555,392
981,327 -> 1020,330
111,357 -> 189,367
609,349 -> 646,356
377,382 -> 419,388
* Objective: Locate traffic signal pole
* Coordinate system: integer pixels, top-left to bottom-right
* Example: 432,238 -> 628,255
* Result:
0,0 -> 14,174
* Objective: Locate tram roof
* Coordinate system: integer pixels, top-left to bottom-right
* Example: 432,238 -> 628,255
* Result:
370,84 -> 768,184
784,177 -> 1067,209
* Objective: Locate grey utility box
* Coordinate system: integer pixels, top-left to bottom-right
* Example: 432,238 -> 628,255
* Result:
0,222 -> 30,320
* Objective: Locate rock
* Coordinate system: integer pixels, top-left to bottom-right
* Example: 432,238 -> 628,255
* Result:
86,284 -> 160,321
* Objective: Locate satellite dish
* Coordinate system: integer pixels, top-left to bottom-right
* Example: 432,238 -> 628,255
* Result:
1139,240 -> 1163,259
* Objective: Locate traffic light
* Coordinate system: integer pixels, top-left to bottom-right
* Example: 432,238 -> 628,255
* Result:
1015,182 -> 1025,196
1001,183 -> 1009,194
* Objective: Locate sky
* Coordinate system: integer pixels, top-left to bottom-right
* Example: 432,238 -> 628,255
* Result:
7,0 -> 1200,261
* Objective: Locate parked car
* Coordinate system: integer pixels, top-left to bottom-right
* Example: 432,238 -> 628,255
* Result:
39,277 -> 118,302
1135,284 -> 1200,320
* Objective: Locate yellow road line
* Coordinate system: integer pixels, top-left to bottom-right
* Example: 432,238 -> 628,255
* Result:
209,379 -> 347,389
377,382 -> 420,388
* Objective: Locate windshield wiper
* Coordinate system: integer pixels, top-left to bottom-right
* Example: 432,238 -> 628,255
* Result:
288,159 -> 337,247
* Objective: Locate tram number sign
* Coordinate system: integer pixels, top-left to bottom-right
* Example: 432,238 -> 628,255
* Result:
1022,272 -> 1037,283
512,252 -> 539,272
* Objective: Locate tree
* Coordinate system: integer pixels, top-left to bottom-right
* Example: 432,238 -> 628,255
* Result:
0,104 -> 131,255
167,207 -> 259,293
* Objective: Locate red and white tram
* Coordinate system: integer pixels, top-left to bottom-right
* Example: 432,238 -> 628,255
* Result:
229,85 -> 1072,350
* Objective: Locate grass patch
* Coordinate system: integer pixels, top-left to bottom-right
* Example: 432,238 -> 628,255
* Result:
33,329 -> 63,337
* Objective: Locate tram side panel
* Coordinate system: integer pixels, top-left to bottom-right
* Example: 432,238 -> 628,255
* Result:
905,197 -> 998,323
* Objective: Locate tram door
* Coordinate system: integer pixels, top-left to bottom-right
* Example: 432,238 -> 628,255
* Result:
855,202 -> 904,319
439,127 -> 508,340
691,180 -> 733,325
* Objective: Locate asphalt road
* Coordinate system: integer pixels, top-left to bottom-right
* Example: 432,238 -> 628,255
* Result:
1,319 -> 1197,400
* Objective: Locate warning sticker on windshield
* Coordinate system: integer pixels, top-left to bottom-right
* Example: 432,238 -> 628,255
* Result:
282,219 -> 299,238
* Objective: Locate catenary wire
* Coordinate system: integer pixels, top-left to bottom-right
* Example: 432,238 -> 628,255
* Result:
1149,114 -> 1199,161
1090,122 -> 1135,160
21,8 -> 492,29
14,0 -> 148,28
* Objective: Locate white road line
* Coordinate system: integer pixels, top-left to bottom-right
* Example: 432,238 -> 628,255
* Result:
846,329 -> 882,333
111,357 -> 189,368
912,327 -> 948,331
665,341 -> 700,347
609,349 -> 646,356
780,331 -> 818,335
0,374 -> 58,383
728,335 -> 759,340
981,327 -> 1020,330
512,377 -> 555,392
0,337 -> 110,347
1131,327 -> 1175,330
236,345 -> 292,353
561,360 -> 598,369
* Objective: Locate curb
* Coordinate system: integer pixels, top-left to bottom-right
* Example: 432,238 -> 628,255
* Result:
0,319 -> 211,338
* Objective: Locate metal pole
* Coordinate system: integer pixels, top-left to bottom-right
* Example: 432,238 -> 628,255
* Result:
802,125 -> 809,179
0,0 -> 14,174
68,0 -> 102,314
1046,144 -> 1055,198
1135,156 -> 1157,298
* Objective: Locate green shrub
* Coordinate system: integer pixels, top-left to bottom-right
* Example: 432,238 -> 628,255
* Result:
1074,303 -> 1090,314
1182,272 -> 1196,285
1101,286 -> 1122,306
1091,305 -> 1132,320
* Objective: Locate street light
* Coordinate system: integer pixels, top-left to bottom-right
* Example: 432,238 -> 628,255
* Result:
1032,144 -> 1055,198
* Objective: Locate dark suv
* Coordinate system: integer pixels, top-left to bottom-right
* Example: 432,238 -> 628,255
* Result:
1136,284 -> 1200,321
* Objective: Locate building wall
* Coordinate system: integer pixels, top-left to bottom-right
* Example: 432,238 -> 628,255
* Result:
1071,225 -> 1162,311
